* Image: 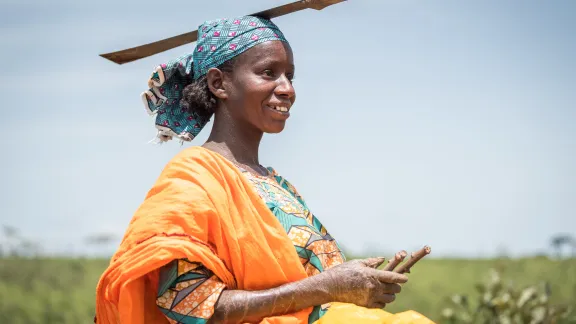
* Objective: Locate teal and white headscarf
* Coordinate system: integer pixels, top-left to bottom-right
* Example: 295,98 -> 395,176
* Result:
141,16 -> 290,143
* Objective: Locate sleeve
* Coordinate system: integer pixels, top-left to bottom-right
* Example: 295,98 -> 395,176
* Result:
156,259 -> 227,324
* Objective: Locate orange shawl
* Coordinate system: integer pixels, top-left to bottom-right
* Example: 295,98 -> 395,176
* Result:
95,146 -> 436,324
95,146 -> 311,323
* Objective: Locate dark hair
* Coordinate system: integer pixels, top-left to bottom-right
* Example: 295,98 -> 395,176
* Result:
180,58 -> 237,120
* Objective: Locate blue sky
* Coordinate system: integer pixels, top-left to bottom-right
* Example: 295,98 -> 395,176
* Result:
1,0 -> 575,258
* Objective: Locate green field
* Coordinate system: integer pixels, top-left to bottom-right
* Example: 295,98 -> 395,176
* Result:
0,257 -> 574,323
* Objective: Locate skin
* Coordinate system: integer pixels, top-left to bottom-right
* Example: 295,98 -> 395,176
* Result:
209,258 -> 407,323
200,41 -> 409,323
203,40 -> 296,175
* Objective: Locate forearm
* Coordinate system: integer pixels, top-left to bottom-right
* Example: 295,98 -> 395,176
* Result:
210,273 -> 332,324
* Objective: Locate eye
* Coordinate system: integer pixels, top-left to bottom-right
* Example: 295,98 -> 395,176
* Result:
263,69 -> 275,77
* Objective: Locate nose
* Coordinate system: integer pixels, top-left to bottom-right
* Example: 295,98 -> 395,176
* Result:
274,74 -> 295,99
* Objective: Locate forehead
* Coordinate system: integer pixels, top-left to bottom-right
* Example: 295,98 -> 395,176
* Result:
235,41 -> 294,67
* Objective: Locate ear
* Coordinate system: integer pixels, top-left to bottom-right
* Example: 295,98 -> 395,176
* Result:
206,68 -> 229,100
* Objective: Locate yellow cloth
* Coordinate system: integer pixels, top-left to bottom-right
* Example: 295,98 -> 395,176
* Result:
317,303 -> 435,324
95,146 -> 436,323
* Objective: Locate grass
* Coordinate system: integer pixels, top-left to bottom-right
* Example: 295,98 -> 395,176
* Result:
0,256 -> 574,323
382,257 -> 576,318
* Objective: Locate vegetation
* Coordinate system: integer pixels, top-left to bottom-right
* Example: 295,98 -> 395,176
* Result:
1,227 -> 574,323
0,257 -> 108,324
441,266 -> 574,323
1,257 -> 575,323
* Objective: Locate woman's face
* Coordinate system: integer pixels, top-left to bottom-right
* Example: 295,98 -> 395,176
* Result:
221,41 -> 296,134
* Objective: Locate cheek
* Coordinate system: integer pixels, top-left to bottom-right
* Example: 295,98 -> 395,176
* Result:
230,85 -> 263,119
228,75 -> 277,118
244,83 -> 274,107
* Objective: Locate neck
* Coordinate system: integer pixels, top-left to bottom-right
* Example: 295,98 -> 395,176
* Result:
204,111 -> 264,166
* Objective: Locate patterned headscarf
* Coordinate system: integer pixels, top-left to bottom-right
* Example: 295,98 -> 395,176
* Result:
141,16 -> 289,143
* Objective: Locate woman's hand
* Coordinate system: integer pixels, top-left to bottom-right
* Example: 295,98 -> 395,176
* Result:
210,247 -> 430,323
210,257 -> 404,323
318,257 -> 408,308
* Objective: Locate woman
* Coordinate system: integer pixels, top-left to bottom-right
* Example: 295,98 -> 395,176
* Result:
95,16 -> 434,324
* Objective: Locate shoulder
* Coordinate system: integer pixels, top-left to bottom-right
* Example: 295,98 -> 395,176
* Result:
150,146 -> 239,197
161,146 -> 234,178
168,146 -> 219,167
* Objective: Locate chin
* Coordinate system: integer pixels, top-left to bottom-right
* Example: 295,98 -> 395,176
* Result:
262,123 -> 287,134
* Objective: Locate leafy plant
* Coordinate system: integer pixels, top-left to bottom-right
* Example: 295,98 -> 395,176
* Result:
441,268 -> 575,324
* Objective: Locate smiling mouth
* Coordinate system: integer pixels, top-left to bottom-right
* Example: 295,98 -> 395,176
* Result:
266,105 -> 291,115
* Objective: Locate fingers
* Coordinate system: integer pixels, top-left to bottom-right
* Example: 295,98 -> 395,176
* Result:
367,286 -> 400,309
369,268 -> 408,284
368,301 -> 388,309
377,293 -> 397,304
360,257 -> 386,269
367,293 -> 396,309
380,282 -> 402,294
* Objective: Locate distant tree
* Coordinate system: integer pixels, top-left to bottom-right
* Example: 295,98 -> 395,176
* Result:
1,225 -> 19,256
85,233 -> 117,246
1,225 -> 42,257
550,234 -> 575,259
2,225 -> 18,238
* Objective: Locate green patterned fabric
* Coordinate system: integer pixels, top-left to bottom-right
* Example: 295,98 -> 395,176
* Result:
140,16 -> 289,143
241,168 -> 347,323
193,16 -> 289,79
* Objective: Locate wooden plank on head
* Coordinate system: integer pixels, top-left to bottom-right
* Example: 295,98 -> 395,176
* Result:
99,0 -> 346,64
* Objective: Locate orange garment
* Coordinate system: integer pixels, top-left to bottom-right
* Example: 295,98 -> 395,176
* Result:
95,146 -> 436,324
95,146 -> 312,324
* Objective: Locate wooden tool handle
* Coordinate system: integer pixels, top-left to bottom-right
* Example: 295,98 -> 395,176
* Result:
99,0 -> 346,65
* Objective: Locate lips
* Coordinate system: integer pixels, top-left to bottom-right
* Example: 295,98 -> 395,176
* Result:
265,104 -> 291,118
269,105 -> 289,112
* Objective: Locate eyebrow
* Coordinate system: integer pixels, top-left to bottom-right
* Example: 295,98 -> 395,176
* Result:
251,57 -> 295,69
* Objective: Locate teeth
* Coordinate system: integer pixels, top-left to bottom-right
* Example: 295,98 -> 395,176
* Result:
273,106 -> 288,112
